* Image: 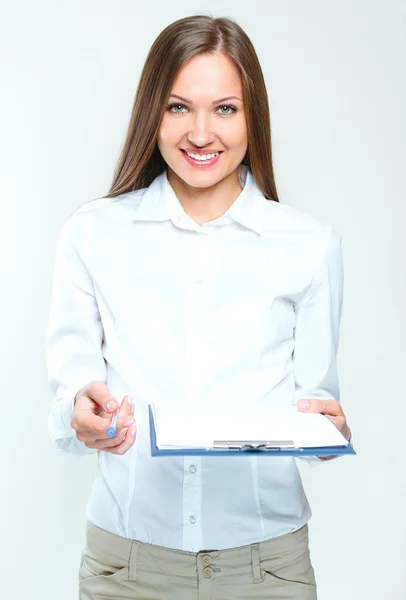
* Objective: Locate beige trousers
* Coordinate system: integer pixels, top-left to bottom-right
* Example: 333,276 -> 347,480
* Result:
79,520 -> 317,599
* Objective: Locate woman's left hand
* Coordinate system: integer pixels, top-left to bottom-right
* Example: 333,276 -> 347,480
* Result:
297,398 -> 351,461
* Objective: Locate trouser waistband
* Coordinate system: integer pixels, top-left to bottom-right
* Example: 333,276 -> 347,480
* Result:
85,520 -> 309,583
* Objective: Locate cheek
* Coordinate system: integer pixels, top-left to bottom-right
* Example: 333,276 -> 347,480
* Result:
224,116 -> 247,149
157,117 -> 176,146
157,128 -> 168,146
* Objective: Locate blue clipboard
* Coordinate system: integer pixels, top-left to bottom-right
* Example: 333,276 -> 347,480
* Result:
148,405 -> 356,457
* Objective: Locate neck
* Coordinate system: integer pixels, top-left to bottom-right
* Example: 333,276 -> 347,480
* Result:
167,167 -> 243,225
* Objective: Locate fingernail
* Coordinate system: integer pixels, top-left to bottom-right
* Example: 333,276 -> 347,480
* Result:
107,401 -> 118,411
124,418 -> 135,427
298,399 -> 309,410
130,426 -> 137,437
127,395 -> 134,406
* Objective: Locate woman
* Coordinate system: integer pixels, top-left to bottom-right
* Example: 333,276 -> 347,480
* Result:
46,14 -> 352,600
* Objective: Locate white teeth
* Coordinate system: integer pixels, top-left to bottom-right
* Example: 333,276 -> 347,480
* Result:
186,151 -> 219,160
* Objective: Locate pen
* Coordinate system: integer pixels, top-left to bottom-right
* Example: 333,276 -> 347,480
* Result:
107,408 -> 119,438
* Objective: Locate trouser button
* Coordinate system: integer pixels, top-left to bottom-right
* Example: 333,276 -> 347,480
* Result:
202,566 -> 213,578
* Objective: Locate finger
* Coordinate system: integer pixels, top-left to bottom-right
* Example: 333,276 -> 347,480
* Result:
91,427 -> 130,448
77,411 -> 133,442
297,398 -> 343,416
325,415 -> 351,441
102,395 -> 135,440
73,408 -> 115,439
87,382 -> 120,413
100,425 -> 137,455
116,395 -> 135,430
74,398 -> 135,441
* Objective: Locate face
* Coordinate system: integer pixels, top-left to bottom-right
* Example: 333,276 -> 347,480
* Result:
157,52 -> 248,190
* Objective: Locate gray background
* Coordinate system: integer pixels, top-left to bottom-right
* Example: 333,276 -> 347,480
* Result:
2,1 -> 405,598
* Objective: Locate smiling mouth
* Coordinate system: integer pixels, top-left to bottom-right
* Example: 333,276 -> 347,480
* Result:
181,149 -> 223,160
179,149 -> 224,169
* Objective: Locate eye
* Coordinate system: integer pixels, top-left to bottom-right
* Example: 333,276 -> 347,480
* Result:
167,103 -> 187,114
217,105 -> 237,116
166,103 -> 238,117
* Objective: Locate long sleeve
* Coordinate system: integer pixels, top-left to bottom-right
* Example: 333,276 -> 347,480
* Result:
292,225 -> 347,467
45,211 -> 107,457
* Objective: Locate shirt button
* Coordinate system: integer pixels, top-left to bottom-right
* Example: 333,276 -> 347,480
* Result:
189,464 -> 197,474
189,515 -> 196,524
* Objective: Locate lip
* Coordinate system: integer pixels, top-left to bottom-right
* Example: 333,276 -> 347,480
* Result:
180,149 -> 223,168
181,149 -> 224,154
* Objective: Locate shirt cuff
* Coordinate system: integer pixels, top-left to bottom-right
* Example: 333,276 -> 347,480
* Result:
48,392 -> 97,457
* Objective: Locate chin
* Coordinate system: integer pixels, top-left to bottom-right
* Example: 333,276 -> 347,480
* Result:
177,162 -> 236,187
180,172 -> 226,189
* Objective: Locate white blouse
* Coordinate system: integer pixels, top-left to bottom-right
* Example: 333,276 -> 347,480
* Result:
45,164 -> 345,551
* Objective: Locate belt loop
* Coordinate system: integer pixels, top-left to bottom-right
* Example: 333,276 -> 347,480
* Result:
251,543 -> 264,583
128,541 -> 140,581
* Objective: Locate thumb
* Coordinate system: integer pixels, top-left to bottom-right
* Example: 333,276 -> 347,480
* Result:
82,381 -> 119,413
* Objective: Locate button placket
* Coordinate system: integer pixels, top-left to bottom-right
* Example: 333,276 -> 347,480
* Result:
181,233 -> 211,552
189,235 -> 207,320
198,551 -> 213,579
183,232 -> 210,395
182,457 -> 202,550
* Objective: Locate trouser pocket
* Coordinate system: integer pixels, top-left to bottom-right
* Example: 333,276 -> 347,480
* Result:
79,545 -> 129,583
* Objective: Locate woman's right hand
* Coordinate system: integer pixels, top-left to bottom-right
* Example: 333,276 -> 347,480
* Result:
71,381 -> 137,454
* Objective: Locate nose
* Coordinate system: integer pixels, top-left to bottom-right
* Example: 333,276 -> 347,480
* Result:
187,112 -> 214,147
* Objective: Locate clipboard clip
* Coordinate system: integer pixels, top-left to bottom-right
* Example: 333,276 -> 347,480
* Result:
213,440 -> 296,450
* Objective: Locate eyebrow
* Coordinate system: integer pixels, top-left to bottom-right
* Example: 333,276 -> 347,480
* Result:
169,93 -> 242,105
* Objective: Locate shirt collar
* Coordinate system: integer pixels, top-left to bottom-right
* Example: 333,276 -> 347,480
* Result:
132,164 -> 265,236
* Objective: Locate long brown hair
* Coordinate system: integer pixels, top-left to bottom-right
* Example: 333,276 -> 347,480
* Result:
102,15 -> 280,203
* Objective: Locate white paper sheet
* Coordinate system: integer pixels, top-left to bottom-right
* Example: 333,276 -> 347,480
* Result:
150,402 -> 349,449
